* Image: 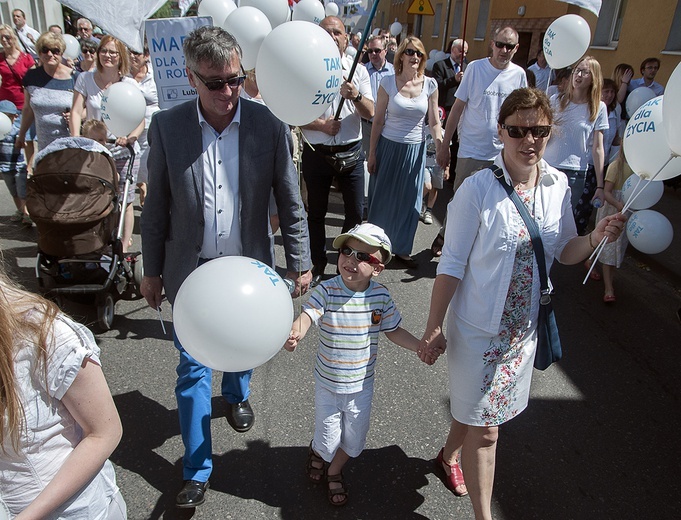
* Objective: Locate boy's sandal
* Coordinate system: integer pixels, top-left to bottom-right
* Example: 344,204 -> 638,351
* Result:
306,443 -> 326,483
431,234 -> 444,257
326,472 -> 348,507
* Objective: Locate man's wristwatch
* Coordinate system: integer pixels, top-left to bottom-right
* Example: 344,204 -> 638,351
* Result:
353,92 -> 363,103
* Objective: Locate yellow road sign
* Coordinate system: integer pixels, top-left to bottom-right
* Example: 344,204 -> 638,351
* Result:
407,0 -> 435,16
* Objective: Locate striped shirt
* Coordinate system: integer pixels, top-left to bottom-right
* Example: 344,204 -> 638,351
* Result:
303,276 -> 402,394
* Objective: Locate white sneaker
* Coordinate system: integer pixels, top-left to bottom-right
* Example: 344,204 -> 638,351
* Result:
422,211 -> 433,225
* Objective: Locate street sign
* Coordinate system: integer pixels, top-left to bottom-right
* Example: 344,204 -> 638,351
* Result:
407,0 -> 435,16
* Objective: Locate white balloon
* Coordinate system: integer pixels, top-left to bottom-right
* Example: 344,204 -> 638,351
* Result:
542,14 -> 591,69
240,0 -> 289,28
390,21 -> 402,36
626,87 -> 656,117
436,50 -> 448,61
623,96 -> 681,181
345,46 -> 357,58
425,58 -> 435,71
663,61 -> 681,155
429,49 -> 438,59
325,2 -> 339,16
197,0 -> 237,26
62,34 -> 80,60
621,173 -> 665,210
626,210 -> 674,254
355,31 -> 361,39
100,82 -> 145,137
223,7 -> 272,70
292,0 -> 325,24
0,113 -> 12,139
371,28 -> 380,37
257,21 -> 342,126
173,256 -> 294,372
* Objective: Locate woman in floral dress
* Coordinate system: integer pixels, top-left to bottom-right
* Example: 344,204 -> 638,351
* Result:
419,88 -> 626,520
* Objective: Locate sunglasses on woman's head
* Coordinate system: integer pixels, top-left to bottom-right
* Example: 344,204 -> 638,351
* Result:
500,124 -> 551,139
404,48 -> 424,58
192,69 -> 246,91
494,41 -> 517,51
339,246 -> 382,265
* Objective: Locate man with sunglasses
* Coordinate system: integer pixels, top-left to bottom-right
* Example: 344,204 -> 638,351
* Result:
75,17 -> 101,44
141,26 -> 311,509
301,16 -> 374,287
431,27 -> 526,256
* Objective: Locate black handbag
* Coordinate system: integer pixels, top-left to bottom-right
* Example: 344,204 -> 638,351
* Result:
493,166 -> 562,370
323,147 -> 362,174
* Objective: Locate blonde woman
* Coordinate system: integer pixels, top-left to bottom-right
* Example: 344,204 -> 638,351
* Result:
543,56 -> 609,237
368,36 -> 441,267
0,267 -> 126,518
69,35 -> 143,252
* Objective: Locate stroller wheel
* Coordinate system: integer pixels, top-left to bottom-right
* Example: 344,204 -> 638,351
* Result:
96,293 -> 115,331
133,253 -> 144,287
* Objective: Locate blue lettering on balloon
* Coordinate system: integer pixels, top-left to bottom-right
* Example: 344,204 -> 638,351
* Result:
250,260 -> 282,287
625,121 -> 656,138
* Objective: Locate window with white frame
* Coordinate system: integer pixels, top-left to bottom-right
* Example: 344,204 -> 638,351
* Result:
593,0 -> 628,47
664,1 -> 681,52
433,3 -> 443,37
450,0 -> 463,38
475,0 -> 491,40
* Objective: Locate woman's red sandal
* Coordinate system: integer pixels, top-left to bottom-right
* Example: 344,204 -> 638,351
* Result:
436,448 -> 468,496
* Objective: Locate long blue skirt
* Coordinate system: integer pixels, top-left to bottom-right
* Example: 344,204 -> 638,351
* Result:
368,136 -> 426,256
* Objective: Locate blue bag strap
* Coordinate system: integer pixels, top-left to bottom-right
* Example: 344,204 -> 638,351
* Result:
491,166 -> 551,304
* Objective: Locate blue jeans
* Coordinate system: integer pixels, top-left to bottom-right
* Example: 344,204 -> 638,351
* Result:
173,331 -> 252,482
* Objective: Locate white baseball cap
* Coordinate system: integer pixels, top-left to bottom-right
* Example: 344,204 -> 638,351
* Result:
332,223 -> 392,264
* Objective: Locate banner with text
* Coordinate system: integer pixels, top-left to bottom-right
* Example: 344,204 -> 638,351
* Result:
145,17 -> 212,109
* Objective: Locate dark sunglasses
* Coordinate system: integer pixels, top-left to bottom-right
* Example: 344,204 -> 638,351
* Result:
82,49 -> 96,55
339,246 -> 382,265
494,41 -> 517,51
40,47 -> 62,55
501,124 -> 551,139
404,48 -> 424,58
367,48 -> 384,54
192,69 -> 246,91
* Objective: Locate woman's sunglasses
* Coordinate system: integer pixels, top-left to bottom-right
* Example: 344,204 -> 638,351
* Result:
339,246 -> 381,265
404,48 -> 424,58
500,124 -> 551,139
192,69 -> 246,91
40,47 -> 62,55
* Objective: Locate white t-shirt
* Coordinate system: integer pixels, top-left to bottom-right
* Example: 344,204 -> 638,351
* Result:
380,75 -> 437,144
302,57 -> 373,145
455,58 -> 528,160
603,105 -> 621,162
0,311 -> 120,518
528,62 -> 552,92
74,72 -> 141,159
543,96 -> 609,170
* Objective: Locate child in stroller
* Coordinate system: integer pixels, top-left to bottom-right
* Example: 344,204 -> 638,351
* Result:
26,131 -> 143,330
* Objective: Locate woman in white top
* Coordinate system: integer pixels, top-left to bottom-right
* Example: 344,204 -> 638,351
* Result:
0,267 -> 126,518
543,56 -> 609,236
367,36 -> 441,267
128,43 -> 159,208
419,88 -> 625,520
69,36 -> 143,252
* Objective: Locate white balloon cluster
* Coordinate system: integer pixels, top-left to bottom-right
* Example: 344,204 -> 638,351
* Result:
617,60 -> 681,255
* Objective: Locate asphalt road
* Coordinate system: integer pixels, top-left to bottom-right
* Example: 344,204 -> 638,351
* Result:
1,180 -> 680,520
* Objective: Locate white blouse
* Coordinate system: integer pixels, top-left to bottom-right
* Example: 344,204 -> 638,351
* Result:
437,155 -> 577,335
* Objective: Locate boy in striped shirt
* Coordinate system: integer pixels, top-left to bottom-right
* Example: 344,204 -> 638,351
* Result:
285,223 -> 438,506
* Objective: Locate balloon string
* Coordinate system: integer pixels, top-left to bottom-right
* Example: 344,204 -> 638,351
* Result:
620,153 -> 675,214
583,151 -> 676,284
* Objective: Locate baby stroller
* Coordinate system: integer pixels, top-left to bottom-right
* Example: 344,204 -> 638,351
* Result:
26,137 -> 143,330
